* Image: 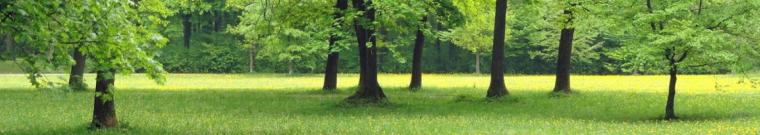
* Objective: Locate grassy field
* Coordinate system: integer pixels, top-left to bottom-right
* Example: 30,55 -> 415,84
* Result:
0,74 -> 759,134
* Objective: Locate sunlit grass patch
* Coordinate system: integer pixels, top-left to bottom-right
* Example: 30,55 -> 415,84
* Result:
0,74 -> 758,134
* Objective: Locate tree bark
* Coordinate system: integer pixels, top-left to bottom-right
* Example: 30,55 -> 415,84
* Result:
69,47 -> 87,91
249,43 -> 257,73
3,34 -> 15,59
214,10 -> 223,32
182,13 -> 192,49
348,0 -> 385,102
487,0 -> 509,98
91,69 -> 117,128
665,58 -> 678,120
475,53 -> 481,74
409,17 -> 426,90
323,0 -> 348,91
287,61 -> 294,74
553,9 -> 575,93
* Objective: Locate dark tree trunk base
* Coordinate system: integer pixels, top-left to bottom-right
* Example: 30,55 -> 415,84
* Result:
486,85 -> 508,98
91,70 -> 117,128
346,84 -> 386,103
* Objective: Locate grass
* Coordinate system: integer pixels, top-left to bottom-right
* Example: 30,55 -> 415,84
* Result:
0,74 -> 759,134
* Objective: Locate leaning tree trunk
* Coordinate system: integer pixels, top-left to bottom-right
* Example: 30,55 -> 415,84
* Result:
409,17 -> 426,90
553,9 -> 575,93
91,69 -> 117,128
665,59 -> 678,120
486,0 -> 509,98
182,13 -> 192,49
69,47 -> 87,91
323,0 -> 349,91
348,0 -> 385,102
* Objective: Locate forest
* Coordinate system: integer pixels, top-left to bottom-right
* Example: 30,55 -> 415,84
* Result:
1,0 -> 760,134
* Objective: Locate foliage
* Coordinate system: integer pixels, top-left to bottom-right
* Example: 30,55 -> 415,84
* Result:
0,0 -> 170,87
607,0 -> 760,74
157,34 -> 247,73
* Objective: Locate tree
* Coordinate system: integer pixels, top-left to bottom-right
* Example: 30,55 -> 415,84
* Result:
68,47 -> 86,91
609,0 -> 760,120
347,0 -> 386,102
552,6 -> 575,93
166,0 -> 212,49
323,0 -> 349,91
231,0 -> 332,74
486,0 -> 509,98
409,17 -> 426,89
408,0 -> 464,90
1,0 -> 170,128
446,0 -> 495,74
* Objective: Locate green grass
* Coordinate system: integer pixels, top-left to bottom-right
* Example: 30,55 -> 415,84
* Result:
1,74 -> 759,134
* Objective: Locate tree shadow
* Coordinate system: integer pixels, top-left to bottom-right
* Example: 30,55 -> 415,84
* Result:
2,88 -> 758,134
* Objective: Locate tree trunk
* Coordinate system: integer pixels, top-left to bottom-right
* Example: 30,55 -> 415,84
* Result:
182,13 -> 192,49
91,69 -> 117,128
3,34 -> 15,59
475,53 -> 481,74
348,0 -> 385,102
487,0 -> 509,98
665,60 -> 678,120
553,9 -> 575,93
409,17 -> 426,90
287,62 -> 294,74
249,43 -> 257,73
69,47 -> 87,91
214,10 -> 223,32
323,0 -> 348,91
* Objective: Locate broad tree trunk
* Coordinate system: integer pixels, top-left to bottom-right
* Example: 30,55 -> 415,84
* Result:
323,0 -> 347,91
348,0 -> 385,102
487,0 -> 509,98
553,9 -> 575,93
91,69 -> 117,128
475,53 -> 481,74
69,47 -> 87,91
182,13 -> 192,49
409,17 -> 426,90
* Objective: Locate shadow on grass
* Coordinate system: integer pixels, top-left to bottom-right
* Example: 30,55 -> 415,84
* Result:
2,87 -> 758,134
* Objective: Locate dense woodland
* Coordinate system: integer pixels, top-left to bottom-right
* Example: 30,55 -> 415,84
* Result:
2,0 -> 760,129
156,0 -> 759,75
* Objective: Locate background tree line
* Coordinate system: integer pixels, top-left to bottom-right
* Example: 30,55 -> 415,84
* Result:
105,0 -> 758,75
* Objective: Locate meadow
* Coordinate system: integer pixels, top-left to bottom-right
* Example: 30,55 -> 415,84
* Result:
0,74 -> 759,134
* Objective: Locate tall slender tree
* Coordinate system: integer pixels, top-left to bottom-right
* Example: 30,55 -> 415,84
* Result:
323,0 -> 349,91
486,0 -> 509,98
552,7 -> 575,93
408,17 -> 426,90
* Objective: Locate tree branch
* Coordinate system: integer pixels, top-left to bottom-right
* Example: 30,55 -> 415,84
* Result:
676,50 -> 688,62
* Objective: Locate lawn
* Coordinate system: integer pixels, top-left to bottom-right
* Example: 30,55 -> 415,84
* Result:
0,74 -> 759,134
